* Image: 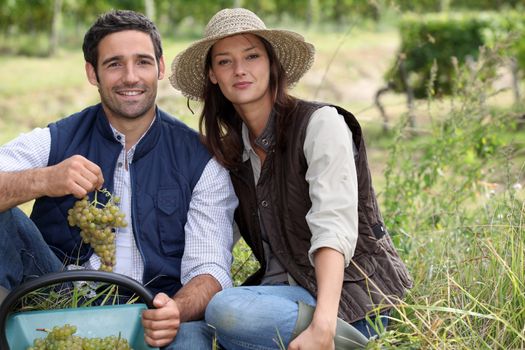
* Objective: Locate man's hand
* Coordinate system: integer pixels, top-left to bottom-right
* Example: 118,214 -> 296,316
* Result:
43,155 -> 104,198
0,154 -> 104,212
142,293 -> 181,348
140,275 -> 222,347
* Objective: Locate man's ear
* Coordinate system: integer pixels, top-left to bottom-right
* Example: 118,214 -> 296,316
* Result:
85,62 -> 98,86
209,69 -> 218,84
158,56 -> 165,80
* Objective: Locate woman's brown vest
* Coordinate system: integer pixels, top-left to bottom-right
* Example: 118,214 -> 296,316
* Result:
230,100 -> 413,323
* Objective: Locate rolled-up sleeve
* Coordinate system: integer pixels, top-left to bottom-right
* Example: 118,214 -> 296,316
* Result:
0,127 -> 50,171
181,157 -> 238,289
303,106 -> 358,267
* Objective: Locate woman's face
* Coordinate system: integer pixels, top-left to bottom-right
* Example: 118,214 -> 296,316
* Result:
208,34 -> 272,111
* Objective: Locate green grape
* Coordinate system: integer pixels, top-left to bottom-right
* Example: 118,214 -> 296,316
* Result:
67,188 -> 127,272
28,324 -> 133,350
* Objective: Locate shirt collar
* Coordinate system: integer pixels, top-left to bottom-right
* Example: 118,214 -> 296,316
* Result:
109,115 -> 156,160
241,109 -> 276,161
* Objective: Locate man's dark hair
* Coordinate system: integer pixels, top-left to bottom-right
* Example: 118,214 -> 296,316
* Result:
83,10 -> 163,72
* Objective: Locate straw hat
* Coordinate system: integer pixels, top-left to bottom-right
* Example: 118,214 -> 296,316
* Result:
169,8 -> 315,101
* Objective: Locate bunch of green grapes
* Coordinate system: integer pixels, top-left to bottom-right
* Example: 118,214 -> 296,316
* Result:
67,188 -> 127,272
27,324 -> 133,350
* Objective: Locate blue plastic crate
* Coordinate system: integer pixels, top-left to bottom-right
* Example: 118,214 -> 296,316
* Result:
6,303 -> 157,350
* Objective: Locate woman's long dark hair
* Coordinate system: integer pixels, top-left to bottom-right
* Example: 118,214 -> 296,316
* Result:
199,35 -> 298,170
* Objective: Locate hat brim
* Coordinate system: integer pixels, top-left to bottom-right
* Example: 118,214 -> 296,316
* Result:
169,29 -> 315,101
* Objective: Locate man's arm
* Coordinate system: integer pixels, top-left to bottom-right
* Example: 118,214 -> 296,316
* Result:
0,156 -> 104,212
0,168 -> 49,212
180,157 -> 237,290
0,128 -> 103,212
174,274 -> 221,321
0,156 -> 104,211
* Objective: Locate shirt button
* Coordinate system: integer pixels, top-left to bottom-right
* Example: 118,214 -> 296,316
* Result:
262,138 -> 269,146
116,135 -> 122,140
261,200 -> 268,208
117,162 -> 123,168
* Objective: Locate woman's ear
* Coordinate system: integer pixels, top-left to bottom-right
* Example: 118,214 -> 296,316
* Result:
209,69 -> 218,84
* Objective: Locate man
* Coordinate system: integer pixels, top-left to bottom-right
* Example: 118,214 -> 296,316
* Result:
0,10 -> 237,349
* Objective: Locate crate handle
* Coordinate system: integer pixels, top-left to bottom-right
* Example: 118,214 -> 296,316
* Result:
0,270 -> 155,349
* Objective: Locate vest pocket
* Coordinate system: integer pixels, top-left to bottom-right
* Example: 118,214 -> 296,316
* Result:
156,188 -> 186,257
344,254 -> 377,282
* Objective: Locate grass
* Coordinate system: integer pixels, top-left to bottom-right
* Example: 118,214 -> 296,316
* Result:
1,23 -> 525,349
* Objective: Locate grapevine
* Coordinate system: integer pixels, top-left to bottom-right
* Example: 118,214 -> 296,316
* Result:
67,188 -> 127,272
27,324 -> 133,350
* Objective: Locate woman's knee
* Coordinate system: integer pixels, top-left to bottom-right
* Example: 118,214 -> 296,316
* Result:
205,287 -> 263,333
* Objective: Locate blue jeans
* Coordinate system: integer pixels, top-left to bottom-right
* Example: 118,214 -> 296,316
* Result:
0,208 -> 214,349
205,285 -> 389,350
163,320 -> 215,349
0,208 -> 63,290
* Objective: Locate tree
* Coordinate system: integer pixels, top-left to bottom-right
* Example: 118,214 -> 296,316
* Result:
49,0 -> 63,56
144,0 -> 155,21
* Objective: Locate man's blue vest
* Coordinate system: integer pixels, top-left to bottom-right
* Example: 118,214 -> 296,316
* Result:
30,104 -> 211,296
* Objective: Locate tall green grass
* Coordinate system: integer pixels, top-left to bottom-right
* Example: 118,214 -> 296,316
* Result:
368,43 -> 525,349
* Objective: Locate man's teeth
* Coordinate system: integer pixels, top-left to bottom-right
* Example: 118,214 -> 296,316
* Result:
120,91 -> 141,96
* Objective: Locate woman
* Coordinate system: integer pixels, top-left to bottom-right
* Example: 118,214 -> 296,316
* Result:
170,8 -> 412,350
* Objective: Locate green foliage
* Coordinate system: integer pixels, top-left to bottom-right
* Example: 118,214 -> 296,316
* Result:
483,11 -> 525,71
0,0 -> 54,33
374,40 -> 525,349
383,42 -> 508,240
231,238 -> 260,287
2,0 -> 525,58
386,12 -> 491,98
387,11 -> 525,99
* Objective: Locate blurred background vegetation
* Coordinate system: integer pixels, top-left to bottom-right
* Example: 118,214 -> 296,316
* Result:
1,1 -> 525,349
1,0 -> 524,56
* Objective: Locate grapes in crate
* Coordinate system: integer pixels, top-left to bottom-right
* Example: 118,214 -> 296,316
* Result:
27,323 -> 133,350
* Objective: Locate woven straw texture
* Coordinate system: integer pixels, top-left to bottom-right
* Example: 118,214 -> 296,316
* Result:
169,8 -> 315,101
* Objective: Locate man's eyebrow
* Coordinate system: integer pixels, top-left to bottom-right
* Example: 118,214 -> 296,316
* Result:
136,53 -> 155,60
101,54 -> 155,66
101,55 -> 123,66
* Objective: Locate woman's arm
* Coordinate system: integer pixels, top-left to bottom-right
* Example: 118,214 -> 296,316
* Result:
289,106 -> 358,349
289,247 -> 344,350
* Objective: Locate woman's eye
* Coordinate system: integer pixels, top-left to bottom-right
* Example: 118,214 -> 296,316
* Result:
247,54 -> 259,60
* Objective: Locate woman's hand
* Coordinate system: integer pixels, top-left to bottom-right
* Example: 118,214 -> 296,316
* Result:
288,318 -> 335,350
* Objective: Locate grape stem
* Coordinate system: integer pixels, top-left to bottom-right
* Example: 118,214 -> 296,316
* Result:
92,188 -> 113,208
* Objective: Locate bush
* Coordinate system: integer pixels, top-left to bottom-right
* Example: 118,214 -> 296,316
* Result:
386,12 -> 490,98
386,11 -> 525,99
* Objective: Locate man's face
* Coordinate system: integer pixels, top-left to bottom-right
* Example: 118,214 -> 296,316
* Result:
86,30 -> 164,123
